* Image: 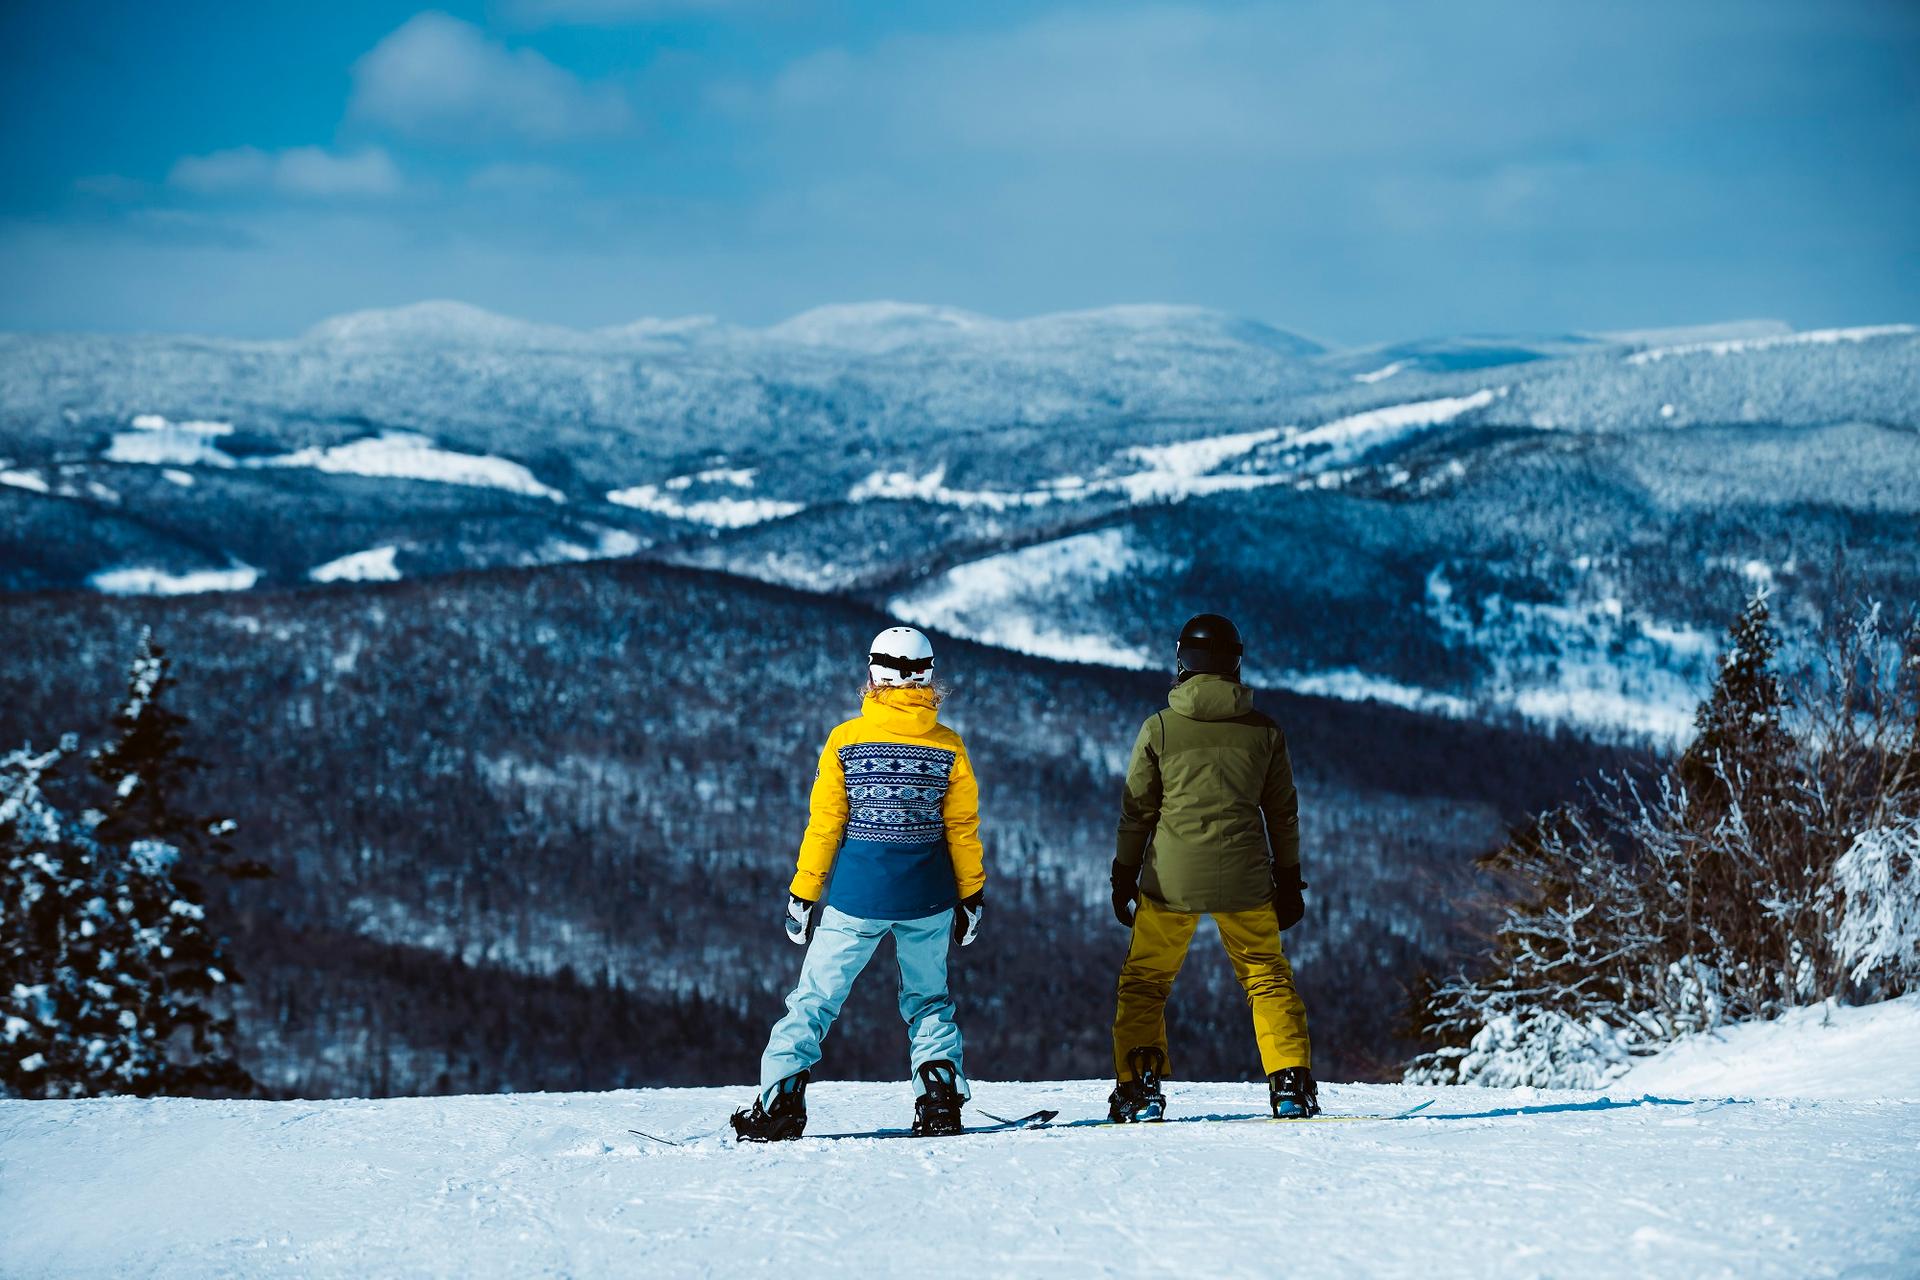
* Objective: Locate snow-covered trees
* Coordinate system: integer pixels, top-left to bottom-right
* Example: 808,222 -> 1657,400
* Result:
1834,817 -> 1920,990
1410,595 -> 1920,1088
90,631 -> 265,884
1,632 -> 255,1099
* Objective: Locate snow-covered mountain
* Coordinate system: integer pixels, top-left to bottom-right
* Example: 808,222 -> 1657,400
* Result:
298,297 -> 1326,359
304,300 -> 583,349
4,998 -> 1916,1278
2,305 -> 1916,742
766,300 -> 998,351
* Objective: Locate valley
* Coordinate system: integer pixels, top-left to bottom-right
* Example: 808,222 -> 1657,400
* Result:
2,302 -> 1913,1092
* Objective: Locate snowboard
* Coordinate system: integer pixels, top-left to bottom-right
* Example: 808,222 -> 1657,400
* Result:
636,1099 -> 1442,1148
629,1107 -> 1058,1148
1101,1099 -> 1437,1128
798,1108 -> 1060,1142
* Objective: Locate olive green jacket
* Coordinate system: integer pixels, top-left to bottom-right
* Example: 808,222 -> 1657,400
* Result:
1115,674 -> 1300,913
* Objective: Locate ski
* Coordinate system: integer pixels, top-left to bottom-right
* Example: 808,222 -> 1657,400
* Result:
797,1107 -> 1059,1142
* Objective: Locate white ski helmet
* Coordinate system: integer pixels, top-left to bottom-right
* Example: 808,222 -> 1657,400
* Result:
868,625 -> 935,687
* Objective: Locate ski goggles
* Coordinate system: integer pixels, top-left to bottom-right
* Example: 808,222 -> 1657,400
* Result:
869,653 -> 934,677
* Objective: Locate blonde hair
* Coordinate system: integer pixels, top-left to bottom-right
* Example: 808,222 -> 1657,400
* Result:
863,678 -> 949,706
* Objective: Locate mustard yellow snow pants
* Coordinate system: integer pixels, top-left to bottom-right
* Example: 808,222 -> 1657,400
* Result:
1113,895 -> 1311,1080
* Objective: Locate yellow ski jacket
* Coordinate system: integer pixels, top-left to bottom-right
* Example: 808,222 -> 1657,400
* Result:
790,686 -> 985,920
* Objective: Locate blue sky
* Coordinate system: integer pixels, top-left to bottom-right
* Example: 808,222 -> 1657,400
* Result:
2,0 -> 1915,343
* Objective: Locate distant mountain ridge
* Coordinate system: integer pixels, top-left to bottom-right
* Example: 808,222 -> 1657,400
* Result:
287,300 -> 1828,364
3,301 -> 1916,741
296,297 -> 1328,358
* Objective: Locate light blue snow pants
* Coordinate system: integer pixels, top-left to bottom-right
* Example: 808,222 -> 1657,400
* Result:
759,905 -> 970,1106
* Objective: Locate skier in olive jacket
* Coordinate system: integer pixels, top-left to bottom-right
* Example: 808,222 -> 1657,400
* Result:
1107,612 -> 1315,1121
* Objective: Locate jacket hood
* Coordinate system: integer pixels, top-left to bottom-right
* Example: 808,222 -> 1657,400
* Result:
1167,673 -> 1253,721
861,686 -> 941,736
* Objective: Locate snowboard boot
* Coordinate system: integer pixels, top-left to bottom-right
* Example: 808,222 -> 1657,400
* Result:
1268,1066 -> 1320,1119
1107,1046 -> 1168,1123
730,1070 -> 808,1142
911,1060 -> 965,1136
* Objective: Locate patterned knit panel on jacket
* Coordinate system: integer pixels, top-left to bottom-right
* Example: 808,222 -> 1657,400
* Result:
840,742 -> 956,844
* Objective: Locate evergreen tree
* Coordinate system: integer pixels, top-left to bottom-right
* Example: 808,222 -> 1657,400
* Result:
1896,616 -> 1920,801
0,635 -> 256,1099
1680,590 -> 1794,808
90,629 -> 267,882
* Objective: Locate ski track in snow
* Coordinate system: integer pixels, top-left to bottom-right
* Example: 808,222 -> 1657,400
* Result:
309,545 -> 401,584
891,538 -> 1716,743
890,528 -> 1162,669
105,416 -> 238,468
607,464 -> 805,528
1270,668 -> 1475,718
0,467 -> 52,493
850,389 -> 1501,514
1282,387 -> 1504,468
1625,323 -> 1917,365
97,417 -> 568,503
259,433 -> 564,502
88,563 -> 262,596
1,1081 -> 1915,1278
605,485 -> 804,528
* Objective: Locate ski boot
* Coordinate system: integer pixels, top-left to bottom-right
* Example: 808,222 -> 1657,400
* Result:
730,1071 -> 808,1142
1107,1046 -> 1168,1123
911,1060 -> 965,1136
1268,1066 -> 1320,1119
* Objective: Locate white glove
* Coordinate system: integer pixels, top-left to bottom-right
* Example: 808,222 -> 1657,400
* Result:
954,892 -> 984,948
785,896 -> 817,945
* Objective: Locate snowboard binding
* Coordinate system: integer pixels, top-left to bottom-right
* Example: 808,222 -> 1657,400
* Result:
731,1070 -> 809,1142
1108,1046 -> 1168,1123
1268,1066 -> 1320,1119
911,1060 -> 965,1136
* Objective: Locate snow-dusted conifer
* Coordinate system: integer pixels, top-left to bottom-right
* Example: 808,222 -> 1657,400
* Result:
2,742 -> 189,1096
90,628 -> 265,882
1681,590 -> 1794,809
0,636 -> 255,1099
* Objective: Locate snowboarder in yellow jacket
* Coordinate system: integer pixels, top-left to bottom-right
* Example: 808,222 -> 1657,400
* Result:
730,626 -> 986,1141
1108,613 -> 1316,1121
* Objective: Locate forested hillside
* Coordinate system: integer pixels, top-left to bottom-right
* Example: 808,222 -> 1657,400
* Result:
7,304 -> 1909,1097
0,558 -> 1627,1094
7,311 -> 1913,746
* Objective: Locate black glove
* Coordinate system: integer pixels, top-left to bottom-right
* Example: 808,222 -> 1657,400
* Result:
953,891 -> 984,947
1273,869 -> 1307,932
1111,858 -> 1142,928
784,894 -> 818,945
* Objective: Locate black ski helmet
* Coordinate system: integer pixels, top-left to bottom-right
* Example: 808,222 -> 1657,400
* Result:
1175,613 -> 1243,682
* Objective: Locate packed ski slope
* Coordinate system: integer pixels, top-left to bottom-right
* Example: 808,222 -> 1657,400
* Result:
4,1078 -> 1918,1277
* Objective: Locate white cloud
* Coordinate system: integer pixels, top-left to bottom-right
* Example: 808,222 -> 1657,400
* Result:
349,12 -> 633,142
276,147 -> 405,197
169,149 -> 274,192
466,161 -> 578,193
169,145 -> 402,199
749,3 -> 1795,165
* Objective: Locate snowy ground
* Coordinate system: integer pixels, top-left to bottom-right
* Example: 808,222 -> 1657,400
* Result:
3,1075 -> 1918,1279
1615,996 -> 1920,1103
